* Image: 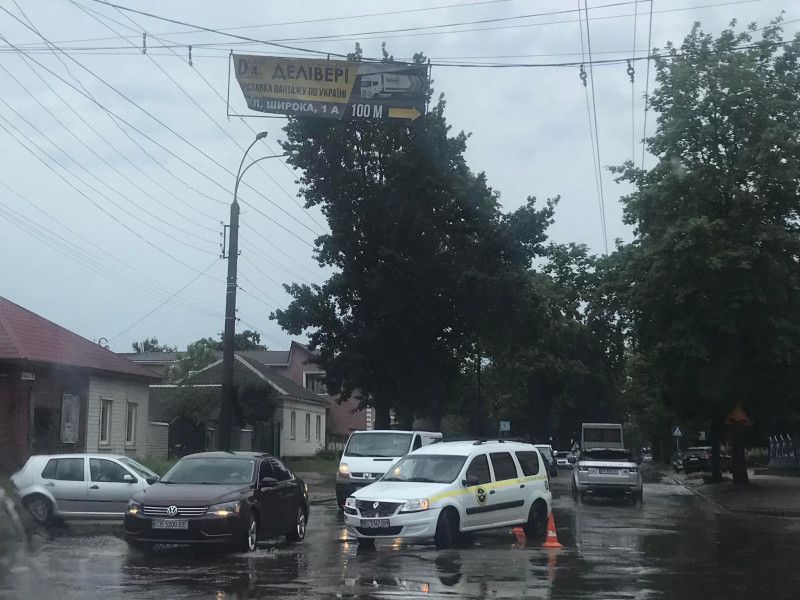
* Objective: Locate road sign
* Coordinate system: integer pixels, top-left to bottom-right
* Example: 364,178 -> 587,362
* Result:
698,431 -> 706,441
232,54 -> 428,123
672,426 -> 683,438
499,421 -> 511,433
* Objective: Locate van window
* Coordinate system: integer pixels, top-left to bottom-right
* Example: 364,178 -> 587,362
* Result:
465,454 -> 491,485
490,452 -> 519,481
344,432 -> 413,458
515,451 -> 540,476
412,435 -> 422,451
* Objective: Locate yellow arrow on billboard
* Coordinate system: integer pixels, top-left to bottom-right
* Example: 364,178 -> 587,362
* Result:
388,107 -> 422,121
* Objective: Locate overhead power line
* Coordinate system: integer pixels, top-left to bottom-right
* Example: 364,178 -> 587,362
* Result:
641,0 -> 656,170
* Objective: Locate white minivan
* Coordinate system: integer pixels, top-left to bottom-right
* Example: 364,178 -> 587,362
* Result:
336,430 -> 442,507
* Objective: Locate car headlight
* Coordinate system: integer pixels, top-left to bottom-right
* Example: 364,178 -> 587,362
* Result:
399,498 -> 430,513
126,500 -> 143,515
338,463 -> 350,477
344,496 -> 357,510
208,501 -> 240,517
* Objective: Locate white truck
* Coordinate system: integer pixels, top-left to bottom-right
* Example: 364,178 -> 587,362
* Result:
359,73 -> 415,99
335,430 -> 442,508
581,423 -> 624,451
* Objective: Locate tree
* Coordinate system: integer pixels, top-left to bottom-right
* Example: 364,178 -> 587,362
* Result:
131,337 -> 176,353
611,19 -> 800,484
169,330 -> 268,382
273,47 -> 552,430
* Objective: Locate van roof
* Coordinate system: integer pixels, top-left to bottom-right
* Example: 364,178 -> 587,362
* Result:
411,440 -> 536,456
350,430 -> 442,436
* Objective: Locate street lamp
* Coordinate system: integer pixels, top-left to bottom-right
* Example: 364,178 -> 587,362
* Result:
218,132 -> 293,451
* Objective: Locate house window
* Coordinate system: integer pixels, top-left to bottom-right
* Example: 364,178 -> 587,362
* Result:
315,415 -> 321,441
99,399 -> 112,445
290,411 -> 296,440
125,402 -> 137,445
304,372 -> 327,395
305,413 -> 311,442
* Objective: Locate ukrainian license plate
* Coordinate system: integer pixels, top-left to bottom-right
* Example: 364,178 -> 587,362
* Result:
360,518 -> 390,528
599,468 -> 619,474
152,519 -> 188,530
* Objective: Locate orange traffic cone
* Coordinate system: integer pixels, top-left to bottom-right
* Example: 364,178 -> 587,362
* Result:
542,512 -> 562,549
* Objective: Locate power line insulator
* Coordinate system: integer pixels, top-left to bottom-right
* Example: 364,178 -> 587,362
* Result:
142,32 -> 147,55
188,45 -> 193,67
627,60 -> 635,84
579,64 -> 587,87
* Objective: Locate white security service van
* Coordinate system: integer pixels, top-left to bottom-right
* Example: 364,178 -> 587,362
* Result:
336,430 -> 442,507
343,440 -> 552,549
581,423 -> 624,451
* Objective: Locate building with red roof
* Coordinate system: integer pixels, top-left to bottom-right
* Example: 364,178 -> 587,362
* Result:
0,297 -> 159,471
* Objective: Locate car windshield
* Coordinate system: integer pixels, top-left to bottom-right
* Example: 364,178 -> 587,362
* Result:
535,447 -> 553,461
381,454 -> 467,484
344,432 -> 413,458
119,458 -> 158,479
557,452 -> 571,458
581,449 -> 633,462
160,458 -> 255,485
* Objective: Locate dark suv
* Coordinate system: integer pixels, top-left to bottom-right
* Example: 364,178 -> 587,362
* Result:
682,447 -> 732,474
124,452 -> 308,552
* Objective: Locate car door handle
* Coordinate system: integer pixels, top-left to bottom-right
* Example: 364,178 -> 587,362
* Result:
489,490 -> 496,495
89,485 -> 100,490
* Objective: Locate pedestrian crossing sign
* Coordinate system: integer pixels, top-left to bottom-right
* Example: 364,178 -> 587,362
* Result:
672,426 -> 683,438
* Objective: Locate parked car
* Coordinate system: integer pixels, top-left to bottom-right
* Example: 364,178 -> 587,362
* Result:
336,430 -> 442,508
572,448 -> 643,503
556,451 -> 575,469
124,452 -> 309,553
534,444 -> 558,478
10,454 -> 158,524
671,450 -> 684,472
682,447 -> 732,474
343,440 -> 552,549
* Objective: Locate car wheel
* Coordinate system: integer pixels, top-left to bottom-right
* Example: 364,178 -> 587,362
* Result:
434,508 -> 458,550
237,514 -> 258,552
25,495 -> 52,524
286,505 -> 307,542
523,500 -> 548,538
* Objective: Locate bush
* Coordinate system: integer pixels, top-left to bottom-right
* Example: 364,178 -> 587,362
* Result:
315,448 -> 340,460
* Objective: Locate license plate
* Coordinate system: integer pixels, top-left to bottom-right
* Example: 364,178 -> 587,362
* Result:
599,468 -> 619,474
360,518 -> 390,528
152,519 -> 188,530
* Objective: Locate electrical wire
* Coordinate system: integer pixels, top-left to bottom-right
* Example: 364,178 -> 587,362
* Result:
0,6 -> 318,247
641,0 -> 655,170
631,0 -> 639,162
108,258 -> 221,342
581,0 -> 608,255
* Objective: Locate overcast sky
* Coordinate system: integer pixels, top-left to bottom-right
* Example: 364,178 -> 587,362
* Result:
0,0 -> 795,353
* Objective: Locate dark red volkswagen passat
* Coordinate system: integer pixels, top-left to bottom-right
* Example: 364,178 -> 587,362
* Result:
124,452 -> 309,552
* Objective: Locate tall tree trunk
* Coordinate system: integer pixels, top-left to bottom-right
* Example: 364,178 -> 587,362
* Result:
731,426 -> 749,486
710,421 -> 723,482
374,403 -> 391,429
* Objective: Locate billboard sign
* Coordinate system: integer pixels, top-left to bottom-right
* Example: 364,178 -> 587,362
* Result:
233,54 -> 428,123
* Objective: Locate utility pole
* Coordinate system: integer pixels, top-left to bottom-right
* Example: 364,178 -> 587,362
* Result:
219,132 -> 292,451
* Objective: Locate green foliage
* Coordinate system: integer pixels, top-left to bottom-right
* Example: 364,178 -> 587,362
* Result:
273,50 -> 554,429
609,19 -> 800,478
131,337 -> 176,353
170,330 -> 266,382
137,456 -> 178,476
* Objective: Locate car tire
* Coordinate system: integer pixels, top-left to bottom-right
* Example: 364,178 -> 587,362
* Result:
523,500 -> 548,538
236,514 -> 258,552
25,494 -> 52,525
286,505 -> 307,543
434,508 -> 458,550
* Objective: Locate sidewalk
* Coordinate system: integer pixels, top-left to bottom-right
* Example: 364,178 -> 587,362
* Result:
296,471 -> 337,505
675,470 -> 800,518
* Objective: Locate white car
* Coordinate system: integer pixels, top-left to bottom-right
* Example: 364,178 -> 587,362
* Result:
10,454 -> 158,523
343,440 -> 552,549
572,448 -> 643,503
336,430 -> 442,508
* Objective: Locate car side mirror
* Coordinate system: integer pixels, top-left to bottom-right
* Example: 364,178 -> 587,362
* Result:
462,475 -> 479,487
123,474 -> 136,483
260,476 -> 278,487
145,476 -> 159,485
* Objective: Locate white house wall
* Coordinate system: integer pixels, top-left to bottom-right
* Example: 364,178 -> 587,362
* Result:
280,398 -> 326,457
86,376 -> 149,458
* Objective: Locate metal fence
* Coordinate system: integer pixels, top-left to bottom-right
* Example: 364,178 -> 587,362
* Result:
768,435 -> 799,471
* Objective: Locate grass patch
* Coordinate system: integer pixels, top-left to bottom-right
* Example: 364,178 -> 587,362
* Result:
284,455 -> 339,475
137,456 -> 178,476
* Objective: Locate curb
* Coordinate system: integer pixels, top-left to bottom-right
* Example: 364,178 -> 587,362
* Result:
672,477 -> 800,519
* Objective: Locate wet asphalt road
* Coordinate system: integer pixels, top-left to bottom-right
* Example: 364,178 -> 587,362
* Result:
2,468 -> 800,599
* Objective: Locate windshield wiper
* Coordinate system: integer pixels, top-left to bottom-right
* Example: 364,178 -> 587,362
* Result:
345,452 -> 363,457
409,477 -> 436,483
382,477 -> 405,482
